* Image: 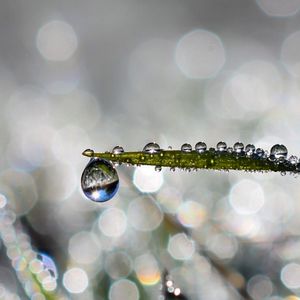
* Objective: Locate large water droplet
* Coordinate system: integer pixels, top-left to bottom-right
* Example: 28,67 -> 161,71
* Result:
181,143 -> 192,152
112,146 -> 124,154
270,144 -> 288,160
81,158 -> 119,202
143,142 -> 161,153
216,141 -> 227,151
195,142 -> 206,153
233,142 -> 244,153
245,144 -> 255,155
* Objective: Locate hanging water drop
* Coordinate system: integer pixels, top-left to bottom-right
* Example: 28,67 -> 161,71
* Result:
181,143 -> 192,152
112,145 -> 124,154
195,142 -> 207,153
233,142 -> 244,153
216,141 -> 227,152
81,158 -> 119,202
245,144 -> 255,155
143,142 -> 161,153
155,165 -> 162,172
270,144 -> 288,160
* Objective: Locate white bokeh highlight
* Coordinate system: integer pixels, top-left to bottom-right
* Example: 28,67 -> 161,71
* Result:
175,29 -> 225,79
36,20 -> 78,61
63,267 -> 88,294
256,0 -> 300,17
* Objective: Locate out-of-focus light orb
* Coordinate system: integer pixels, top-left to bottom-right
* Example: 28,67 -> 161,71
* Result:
0,170 -> 38,216
63,267 -> 88,294
176,200 -> 206,228
281,263 -> 300,289
68,231 -> 102,264
167,233 -> 195,260
0,194 -> 7,209
134,253 -> 161,286
31,293 -> 46,300
127,197 -> 163,232
109,279 -> 139,300
98,208 -> 127,237
281,31 -> 300,77
175,29 -> 225,79
229,180 -> 265,215
29,259 -> 43,274
206,234 -> 238,260
133,166 -> 163,193
222,60 -> 282,117
105,251 -> 132,279
157,187 -> 182,214
256,0 -> 300,17
52,125 -> 90,164
247,274 -> 273,300
36,20 -> 78,61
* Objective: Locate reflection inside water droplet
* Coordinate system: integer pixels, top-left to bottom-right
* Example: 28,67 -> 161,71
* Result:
81,158 -> 119,202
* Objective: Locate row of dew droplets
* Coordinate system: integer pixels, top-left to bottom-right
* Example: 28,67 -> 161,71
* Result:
80,142 -> 300,203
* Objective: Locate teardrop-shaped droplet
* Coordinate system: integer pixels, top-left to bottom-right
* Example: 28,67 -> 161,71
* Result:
82,149 -> 94,157
255,148 -> 264,158
233,142 -> 244,153
181,143 -> 192,152
195,142 -> 207,153
112,145 -> 124,154
143,142 -> 161,153
245,144 -> 255,155
270,144 -> 288,160
216,141 -> 227,152
81,158 -> 119,202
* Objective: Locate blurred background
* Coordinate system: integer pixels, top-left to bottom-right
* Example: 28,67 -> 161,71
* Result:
1,0 -> 300,299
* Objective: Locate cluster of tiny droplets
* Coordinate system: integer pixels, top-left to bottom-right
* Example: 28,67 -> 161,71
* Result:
0,198 -> 61,299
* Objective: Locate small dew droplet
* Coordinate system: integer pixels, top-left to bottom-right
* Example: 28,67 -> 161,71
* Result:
195,142 -> 207,153
245,144 -> 255,155
82,149 -> 94,157
270,144 -> 288,160
112,145 -> 124,154
233,142 -> 244,153
181,143 -> 192,152
81,158 -> 119,202
256,148 -> 264,158
289,155 -> 298,165
216,141 -> 227,152
143,142 -> 161,153
155,165 -> 162,172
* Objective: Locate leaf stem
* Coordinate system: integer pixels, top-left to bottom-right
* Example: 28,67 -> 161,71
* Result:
82,148 -> 300,174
